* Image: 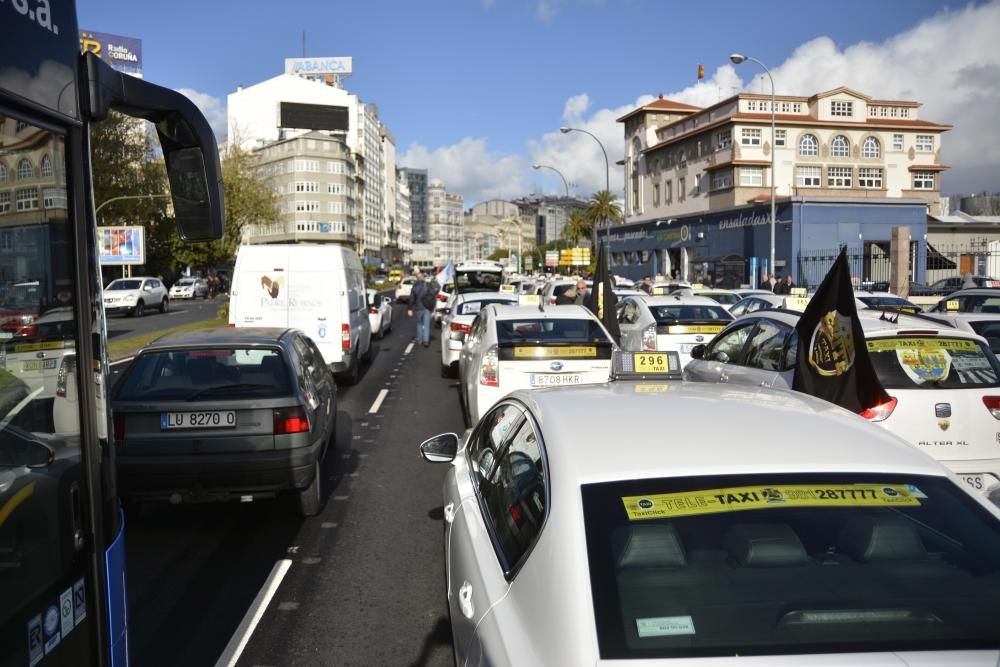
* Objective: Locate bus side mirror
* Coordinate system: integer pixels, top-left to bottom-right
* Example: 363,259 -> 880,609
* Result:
82,53 -> 224,243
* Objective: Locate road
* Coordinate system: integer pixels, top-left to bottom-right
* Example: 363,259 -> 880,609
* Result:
106,295 -> 227,342
120,300 -> 462,666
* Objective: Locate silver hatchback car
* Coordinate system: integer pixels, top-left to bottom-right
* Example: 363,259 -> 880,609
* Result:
112,327 -> 337,516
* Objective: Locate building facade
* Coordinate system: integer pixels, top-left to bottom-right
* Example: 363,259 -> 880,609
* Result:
463,212 -> 503,262
395,169 -> 412,264
511,195 -> 588,246
402,168 -> 429,244
612,87 -> 952,285
427,180 -> 464,267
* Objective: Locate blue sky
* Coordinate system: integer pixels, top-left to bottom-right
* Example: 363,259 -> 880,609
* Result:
79,0 -> 1000,202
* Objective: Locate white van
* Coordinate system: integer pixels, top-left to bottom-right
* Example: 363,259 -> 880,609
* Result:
229,244 -> 372,384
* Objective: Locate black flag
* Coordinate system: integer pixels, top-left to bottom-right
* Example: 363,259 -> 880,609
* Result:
587,244 -> 621,343
792,248 -> 890,413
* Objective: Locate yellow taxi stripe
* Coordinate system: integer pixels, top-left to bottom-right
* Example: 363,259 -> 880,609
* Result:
513,346 -> 596,358
867,338 -> 976,352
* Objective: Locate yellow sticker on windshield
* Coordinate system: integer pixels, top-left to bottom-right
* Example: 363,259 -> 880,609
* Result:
867,338 -> 976,352
653,287 -> 668,296
622,484 -> 920,521
12,340 -> 65,353
946,299 -> 960,311
500,284 -> 516,293
513,345 -> 596,358
665,325 -> 724,335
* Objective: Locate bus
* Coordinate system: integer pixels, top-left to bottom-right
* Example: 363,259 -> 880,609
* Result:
1,2 -> 224,665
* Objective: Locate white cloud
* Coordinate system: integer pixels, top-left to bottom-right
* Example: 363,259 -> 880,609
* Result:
399,137 -> 529,204
175,88 -> 228,141
420,1 -> 1000,202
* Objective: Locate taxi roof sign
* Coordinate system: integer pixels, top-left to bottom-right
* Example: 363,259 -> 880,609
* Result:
518,293 -> 541,307
790,287 -> 807,297
611,350 -> 683,381
499,284 -> 516,293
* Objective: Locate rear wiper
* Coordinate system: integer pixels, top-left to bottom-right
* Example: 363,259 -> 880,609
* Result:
187,383 -> 273,401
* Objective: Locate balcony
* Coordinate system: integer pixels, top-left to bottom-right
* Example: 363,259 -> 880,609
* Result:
243,220 -> 357,246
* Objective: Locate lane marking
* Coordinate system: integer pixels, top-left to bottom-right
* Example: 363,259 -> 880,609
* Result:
368,389 -> 389,414
404,342 -> 414,355
334,495 -> 349,501
214,559 -> 292,667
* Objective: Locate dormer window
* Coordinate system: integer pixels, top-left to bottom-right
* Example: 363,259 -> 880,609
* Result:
831,100 -> 853,117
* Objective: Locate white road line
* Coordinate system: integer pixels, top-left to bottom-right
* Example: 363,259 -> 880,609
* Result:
368,388 -> 389,414
214,559 -> 292,667
404,342 -> 414,355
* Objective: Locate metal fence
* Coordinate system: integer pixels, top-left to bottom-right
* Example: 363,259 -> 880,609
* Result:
924,241 -> 1000,286
796,243 -> 892,290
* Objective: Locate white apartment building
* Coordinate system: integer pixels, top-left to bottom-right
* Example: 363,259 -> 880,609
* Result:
396,170 -> 412,262
427,180 -> 464,266
620,87 -> 952,222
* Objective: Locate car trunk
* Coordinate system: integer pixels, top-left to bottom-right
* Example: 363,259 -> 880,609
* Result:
497,342 -> 613,389
656,321 -> 727,357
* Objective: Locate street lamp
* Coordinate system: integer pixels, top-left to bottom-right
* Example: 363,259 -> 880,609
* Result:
95,193 -> 170,218
559,126 -> 611,251
532,163 -> 570,198
505,217 -> 524,274
729,53 -> 777,279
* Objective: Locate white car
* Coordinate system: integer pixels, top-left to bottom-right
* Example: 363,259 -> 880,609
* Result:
438,261 -> 508,323
685,308 -> 1000,496
0,307 -> 75,397
650,280 -> 691,295
689,288 -> 742,306
103,277 -> 169,317
168,277 -> 208,300
729,293 -> 805,317
928,288 -> 1000,314
616,294 -> 734,367
854,291 -> 921,314
367,289 -> 393,339
458,304 -> 616,426
419,379 -> 1000,666
439,291 -> 517,378
395,277 -> 417,303
924,312 -> 1000,355
734,288 -> 775,298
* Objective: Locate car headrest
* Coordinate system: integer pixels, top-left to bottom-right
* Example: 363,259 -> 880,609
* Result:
186,357 -> 216,384
838,516 -> 926,563
724,523 -> 809,567
613,523 -> 686,569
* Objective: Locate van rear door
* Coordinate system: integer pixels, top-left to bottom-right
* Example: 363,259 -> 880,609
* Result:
231,246 -> 290,328
286,251 -> 345,367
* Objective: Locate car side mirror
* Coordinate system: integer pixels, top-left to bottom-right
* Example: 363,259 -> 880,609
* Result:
713,350 -> 730,364
382,297 -> 392,306
988,485 -> 1000,510
690,344 -> 705,360
419,433 -> 459,463
143,285 -> 152,291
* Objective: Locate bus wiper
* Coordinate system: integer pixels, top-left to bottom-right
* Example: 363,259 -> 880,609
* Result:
187,383 -> 273,401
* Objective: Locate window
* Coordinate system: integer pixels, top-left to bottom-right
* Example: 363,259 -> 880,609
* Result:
295,181 -> 319,193
741,128 -> 761,146
328,161 -> 345,174
694,173 -> 702,193
0,191 -> 9,213
40,154 -> 53,178
679,149 -> 686,165
717,129 -> 731,149
739,166 -> 763,187
827,166 -> 852,188
913,171 -> 935,190
799,134 -> 818,156
327,202 -> 344,214
862,136 -> 880,158
744,320 -> 792,371
295,200 -> 320,212
796,166 -> 821,187
0,162 -> 6,182
711,170 -> 733,190
15,187 -> 38,211
678,177 -> 686,201
774,129 -> 786,147
831,135 -> 850,157
916,135 -> 934,152
664,180 -> 672,204
779,101 -> 802,114
652,182 -> 660,207
893,134 -> 904,151
708,323 -> 754,361
16,158 -> 32,180
42,187 -> 66,209
293,159 -> 320,172
328,183 -> 345,195
830,100 -> 853,117
747,100 -> 757,112
858,167 -> 884,189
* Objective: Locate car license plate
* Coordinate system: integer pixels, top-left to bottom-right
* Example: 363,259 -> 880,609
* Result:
22,359 -> 57,371
161,411 -> 237,429
530,373 -> 583,387
635,353 -> 669,373
960,473 -> 994,493
678,344 -> 692,354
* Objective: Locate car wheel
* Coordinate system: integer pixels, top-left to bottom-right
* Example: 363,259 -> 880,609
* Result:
361,335 -> 373,362
133,301 -> 145,318
296,459 -> 322,517
441,363 -> 450,378
160,297 -> 169,313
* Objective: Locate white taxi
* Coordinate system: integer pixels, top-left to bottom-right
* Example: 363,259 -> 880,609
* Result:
419,371 -> 1000,666
685,309 -> 1000,496
615,294 -> 733,367
690,288 -> 742,306
439,291 -> 517,378
925,312 -> 1000,356
457,304 -> 616,426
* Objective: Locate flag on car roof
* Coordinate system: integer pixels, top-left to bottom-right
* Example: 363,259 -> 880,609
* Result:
435,261 -> 454,288
792,248 -> 890,413
587,244 -> 621,343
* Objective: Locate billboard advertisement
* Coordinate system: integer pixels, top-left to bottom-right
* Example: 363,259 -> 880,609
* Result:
80,30 -> 142,75
98,226 -> 145,265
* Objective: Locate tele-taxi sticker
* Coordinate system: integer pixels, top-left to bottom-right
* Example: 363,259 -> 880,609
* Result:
622,484 -> 921,521
636,615 -> 696,638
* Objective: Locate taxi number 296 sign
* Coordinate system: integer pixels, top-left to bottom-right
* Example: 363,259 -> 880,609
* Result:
634,353 -> 669,373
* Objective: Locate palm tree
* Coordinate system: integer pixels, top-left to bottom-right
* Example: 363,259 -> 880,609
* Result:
561,210 -> 592,246
584,190 -> 622,244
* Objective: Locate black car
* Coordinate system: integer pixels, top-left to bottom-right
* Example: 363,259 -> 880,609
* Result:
925,275 -> 1000,296
112,327 -> 336,516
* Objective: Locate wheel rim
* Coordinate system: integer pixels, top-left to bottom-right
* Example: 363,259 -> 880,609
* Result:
136,302 -> 143,316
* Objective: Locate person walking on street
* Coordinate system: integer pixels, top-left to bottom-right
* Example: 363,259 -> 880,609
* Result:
639,276 -> 653,295
759,273 -> 773,292
407,270 -> 433,347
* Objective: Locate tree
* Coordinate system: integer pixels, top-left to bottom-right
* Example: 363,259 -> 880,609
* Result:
584,190 -> 622,246
170,141 -> 279,272
561,210 -> 592,246
488,248 -> 511,261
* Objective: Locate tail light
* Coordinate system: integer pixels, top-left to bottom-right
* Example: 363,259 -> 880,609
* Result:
274,406 -> 311,434
983,396 -> 1000,420
113,413 -> 125,441
56,355 -> 76,398
227,323 -> 236,328
436,293 -> 448,302
642,325 -> 657,351
369,307 -> 378,315
859,396 -> 897,422
341,324 -> 351,351
480,345 -> 499,387
548,297 -> 557,305
450,322 -> 472,340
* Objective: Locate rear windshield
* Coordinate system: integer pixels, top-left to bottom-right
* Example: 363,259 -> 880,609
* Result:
697,292 -> 739,305
582,472 -> 1000,660
497,318 -> 610,345
650,305 -> 733,324
115,348 -> 293,401
107,280 -> 141,290
456,299 -> 515,315
456,270 -> 503,292
866,336 -> 1000,389
860,296 -> 918,311
940,294 -> 1000,313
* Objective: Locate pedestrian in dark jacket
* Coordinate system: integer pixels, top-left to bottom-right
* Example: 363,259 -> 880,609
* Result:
407,270 -> 432,347
759,273 -> 773,292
